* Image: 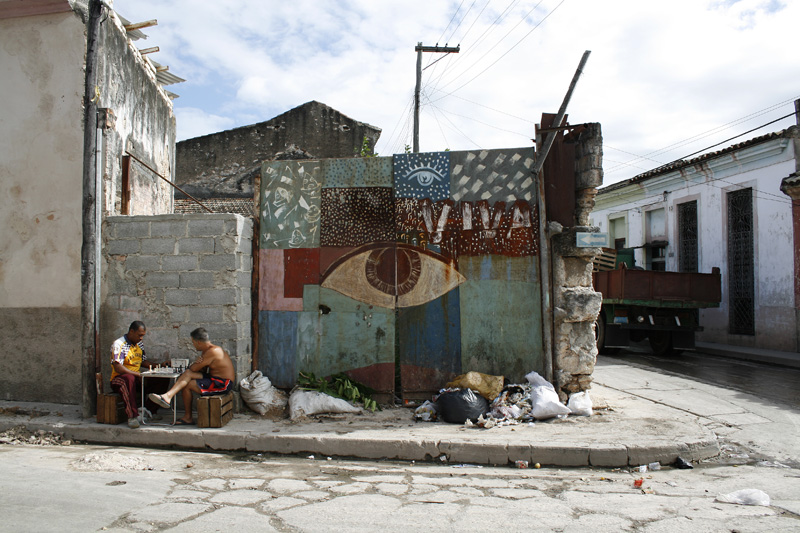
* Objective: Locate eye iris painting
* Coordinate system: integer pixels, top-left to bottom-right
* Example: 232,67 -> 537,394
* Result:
321,243 -> 465,309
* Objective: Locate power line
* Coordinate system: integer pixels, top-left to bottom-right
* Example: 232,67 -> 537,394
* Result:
434,0 -> 547,94
605,96 -> 800,175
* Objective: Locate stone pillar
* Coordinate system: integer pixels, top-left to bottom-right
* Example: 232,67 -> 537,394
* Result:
550,227 -> 603,400
545,122 -> 604,399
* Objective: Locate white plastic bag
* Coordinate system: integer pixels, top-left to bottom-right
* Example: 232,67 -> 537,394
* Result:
525,371 -> 570,420
289,389 -> 362,420
525,371 -> 551,388
567,391 -> 593,416
530,385 -> 571,420
239,370 -> 287,415
716,489 -> 771,506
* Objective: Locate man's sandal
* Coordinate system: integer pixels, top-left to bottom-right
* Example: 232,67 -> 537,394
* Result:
148,393 -> 171,409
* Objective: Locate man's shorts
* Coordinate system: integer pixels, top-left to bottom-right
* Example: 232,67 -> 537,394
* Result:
196,374 -> 233,396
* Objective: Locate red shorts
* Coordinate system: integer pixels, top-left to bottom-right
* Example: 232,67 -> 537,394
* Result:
197,374 -> 233,396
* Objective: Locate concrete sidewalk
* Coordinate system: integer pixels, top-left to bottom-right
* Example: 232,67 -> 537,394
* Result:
1,359 -> 748,468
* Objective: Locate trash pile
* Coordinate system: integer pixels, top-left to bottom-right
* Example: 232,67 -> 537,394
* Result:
0,425 -> 74,446
414,370 -> 593,427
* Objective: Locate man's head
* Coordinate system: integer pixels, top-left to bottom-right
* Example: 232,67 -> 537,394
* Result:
127,321 -> 146,343
190,327 -> 210,349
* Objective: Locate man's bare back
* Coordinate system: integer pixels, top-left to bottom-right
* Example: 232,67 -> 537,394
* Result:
192,344 -> 235,381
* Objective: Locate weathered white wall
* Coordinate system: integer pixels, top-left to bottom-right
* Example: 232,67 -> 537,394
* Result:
0,4 -> 178,404
0,11 -> 85,308
591,132 -> 798,351
0,11 -> 86,402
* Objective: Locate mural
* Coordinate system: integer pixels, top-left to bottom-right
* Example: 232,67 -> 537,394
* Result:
259,147 -> 542,399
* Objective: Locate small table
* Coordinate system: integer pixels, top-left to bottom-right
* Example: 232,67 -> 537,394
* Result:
140,371 -> 179,425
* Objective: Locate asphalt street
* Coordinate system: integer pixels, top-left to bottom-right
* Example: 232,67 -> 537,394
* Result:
602,343 -> 800,408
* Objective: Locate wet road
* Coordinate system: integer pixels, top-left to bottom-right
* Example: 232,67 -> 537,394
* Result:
602,343 -> 800,409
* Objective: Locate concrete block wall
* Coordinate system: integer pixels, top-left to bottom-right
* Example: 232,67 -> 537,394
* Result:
101,214 -> 253,387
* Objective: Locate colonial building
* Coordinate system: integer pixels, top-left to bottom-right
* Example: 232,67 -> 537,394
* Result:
591,126 -> 800,353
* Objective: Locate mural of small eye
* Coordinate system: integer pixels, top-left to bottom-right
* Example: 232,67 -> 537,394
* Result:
321,243 -> 465,309
408,167 -> 444,187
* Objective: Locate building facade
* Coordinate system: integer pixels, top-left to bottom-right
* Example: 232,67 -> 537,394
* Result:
591,127 -> 800,352
0,0 -> 178,405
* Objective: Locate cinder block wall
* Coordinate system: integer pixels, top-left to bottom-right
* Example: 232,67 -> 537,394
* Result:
101,214 -> 253,387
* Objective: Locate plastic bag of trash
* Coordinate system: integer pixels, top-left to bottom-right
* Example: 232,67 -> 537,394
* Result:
446,371 -> 504,401
525,371 -> 552,388
567,391 -> 593,416
716,489 -> 771,506
436,388 -> 489,424
289,389 -> 362,420
414,400 -> 438,422
239,370 -> 288,415
524,371 -> 570,420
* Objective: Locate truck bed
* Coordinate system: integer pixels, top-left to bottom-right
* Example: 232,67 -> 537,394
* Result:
593,266 -> 721,308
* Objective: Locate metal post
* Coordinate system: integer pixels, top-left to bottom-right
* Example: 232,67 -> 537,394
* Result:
413,43 -> 422,153
81,0 -> 104,418
412,43 -> 460,153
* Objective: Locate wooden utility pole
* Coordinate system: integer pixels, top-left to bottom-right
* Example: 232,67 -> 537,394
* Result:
414,42 -> 460,153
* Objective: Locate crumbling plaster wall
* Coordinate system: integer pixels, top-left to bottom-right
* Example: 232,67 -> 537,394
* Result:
174,101 -> 381,200
96,10 -> 176,216
550,123 -> 604,399
0,10 -> 87,403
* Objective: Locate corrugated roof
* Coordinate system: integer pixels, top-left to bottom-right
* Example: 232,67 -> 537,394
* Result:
600,127 -> 799,194
174,198 -> 256,217
116,12 -> 184,95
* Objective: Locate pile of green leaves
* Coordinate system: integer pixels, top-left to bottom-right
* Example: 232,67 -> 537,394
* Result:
297,371 -> 380,412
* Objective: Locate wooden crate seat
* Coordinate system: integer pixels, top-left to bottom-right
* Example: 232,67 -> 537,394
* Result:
196,392 -> 234,428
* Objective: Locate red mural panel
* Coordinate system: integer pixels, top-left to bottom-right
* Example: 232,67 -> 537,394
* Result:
283,248 -> 320,298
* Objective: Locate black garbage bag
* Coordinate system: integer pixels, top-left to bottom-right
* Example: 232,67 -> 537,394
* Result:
436,388 -> 489,424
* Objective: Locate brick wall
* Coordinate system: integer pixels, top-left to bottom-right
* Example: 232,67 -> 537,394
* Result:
101,214 -> 253,387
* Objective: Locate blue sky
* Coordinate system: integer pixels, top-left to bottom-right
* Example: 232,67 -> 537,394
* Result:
116,0 -> 800,185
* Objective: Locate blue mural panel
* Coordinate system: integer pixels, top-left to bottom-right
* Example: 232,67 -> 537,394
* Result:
322,157 -> 393,188
258,310 -> 298,388
398,290 -> 461,397
393,152 -> 450,201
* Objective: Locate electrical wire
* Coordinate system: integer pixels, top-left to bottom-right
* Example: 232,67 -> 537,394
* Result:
434,0 -> 548,94
605,96 -> 800,175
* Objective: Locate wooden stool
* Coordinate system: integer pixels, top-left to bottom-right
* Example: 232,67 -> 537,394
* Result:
196,392 -> 234,428
96,372 -> 125,424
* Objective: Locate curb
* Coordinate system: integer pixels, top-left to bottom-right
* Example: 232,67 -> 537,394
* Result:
0,417 -> 719,468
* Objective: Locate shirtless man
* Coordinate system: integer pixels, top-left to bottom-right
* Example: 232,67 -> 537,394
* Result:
149,328 -> 235,425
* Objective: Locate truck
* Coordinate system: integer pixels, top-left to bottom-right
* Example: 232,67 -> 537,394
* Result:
592,248 -> 721,356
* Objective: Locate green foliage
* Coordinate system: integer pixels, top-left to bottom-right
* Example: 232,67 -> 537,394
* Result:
359,136 -> 377,157
404,144 -> 412,154
297,371 -> 380,412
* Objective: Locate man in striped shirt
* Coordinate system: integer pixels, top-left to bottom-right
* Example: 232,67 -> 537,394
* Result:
110,321 -> 164,428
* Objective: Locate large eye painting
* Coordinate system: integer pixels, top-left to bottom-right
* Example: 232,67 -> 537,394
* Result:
321,243 -> 466,309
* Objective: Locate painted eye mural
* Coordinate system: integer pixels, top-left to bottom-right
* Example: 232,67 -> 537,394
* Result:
321,243 -> 466,309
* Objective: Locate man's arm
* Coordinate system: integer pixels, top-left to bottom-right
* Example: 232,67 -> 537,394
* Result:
112,361 -> 140,377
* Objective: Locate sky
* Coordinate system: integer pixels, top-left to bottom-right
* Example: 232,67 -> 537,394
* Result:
115,0 -> 800,186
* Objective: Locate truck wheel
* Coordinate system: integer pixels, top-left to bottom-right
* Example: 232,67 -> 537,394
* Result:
595,314 -> 619,355
648,331 -> 676,356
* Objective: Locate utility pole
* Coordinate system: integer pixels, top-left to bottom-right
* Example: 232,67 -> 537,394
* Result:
414,42 -> 460,153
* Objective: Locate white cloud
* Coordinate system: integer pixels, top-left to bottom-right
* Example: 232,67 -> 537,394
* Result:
116,0 -> 800,185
